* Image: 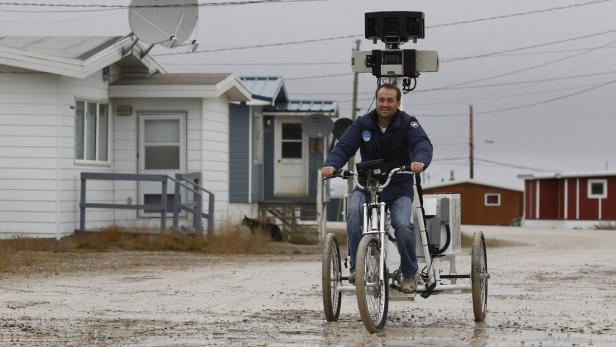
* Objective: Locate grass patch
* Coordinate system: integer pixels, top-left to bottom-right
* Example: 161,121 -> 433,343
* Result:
0,225 -> 272,273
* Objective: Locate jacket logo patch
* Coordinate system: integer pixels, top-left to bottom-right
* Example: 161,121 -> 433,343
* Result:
410,121 -> 420,128
361,130 -> 371,142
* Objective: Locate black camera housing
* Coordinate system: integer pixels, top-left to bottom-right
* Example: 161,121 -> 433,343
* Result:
365,11 -> 425,45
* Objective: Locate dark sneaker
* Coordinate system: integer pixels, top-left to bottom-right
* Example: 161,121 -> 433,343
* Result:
348,272 -> 356,285
399,272 -> 420,294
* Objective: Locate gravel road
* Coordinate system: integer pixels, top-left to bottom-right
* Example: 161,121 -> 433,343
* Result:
1,226 -> 615,346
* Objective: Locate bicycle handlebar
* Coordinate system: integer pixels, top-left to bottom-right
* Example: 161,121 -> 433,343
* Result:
324,165 -> 414,192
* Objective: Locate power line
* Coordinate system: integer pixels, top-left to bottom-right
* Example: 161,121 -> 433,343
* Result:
159,45 -> 616,68
474,158 -> 555,172
417,37 -> 616,93
155,34 -> 360,56
431,157 -> 554,172
441,28 -> 616,63
154,0 -> 616,56
0,10 -> 116,23
424,69 -> 616,91
224,28 -> 616,82
0,0 -> 324,13
482,44 -> 616,57
477,78 -> 616,115
429,0 -> 615,29
416,78 -> 616,118
286,72 -> 350,81
309,69 -> 616,99
408,80 -> 612,106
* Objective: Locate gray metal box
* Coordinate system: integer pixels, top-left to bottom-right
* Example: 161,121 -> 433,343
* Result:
415,193 -> 461,256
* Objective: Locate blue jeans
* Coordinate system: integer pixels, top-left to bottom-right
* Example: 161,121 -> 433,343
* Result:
346,190 -> 418,278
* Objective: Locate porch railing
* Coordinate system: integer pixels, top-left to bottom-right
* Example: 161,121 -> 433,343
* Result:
79,172 -> 214,235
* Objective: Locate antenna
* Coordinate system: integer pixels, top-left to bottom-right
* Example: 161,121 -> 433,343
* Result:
301,114 -> 334,139
128,0 -> 199,57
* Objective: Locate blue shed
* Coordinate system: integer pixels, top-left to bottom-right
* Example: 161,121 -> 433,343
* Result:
228,77 -> 338,223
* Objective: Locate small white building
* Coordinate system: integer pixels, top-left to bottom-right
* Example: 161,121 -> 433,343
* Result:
0,36 -> 251,238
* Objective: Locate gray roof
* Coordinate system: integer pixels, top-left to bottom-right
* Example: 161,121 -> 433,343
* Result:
240,76 -> 287,103
0,36 -> 121,60
112,73 -> 231,86
269,100 -> 338,114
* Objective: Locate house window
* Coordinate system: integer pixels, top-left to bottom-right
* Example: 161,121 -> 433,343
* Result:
484,193 -> 501,206
253,114 -> 263,164
281,123 -> 302,159
75,100 -> 109,162
587,179 -> 607,199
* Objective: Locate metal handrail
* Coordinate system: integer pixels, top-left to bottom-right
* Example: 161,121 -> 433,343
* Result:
79,172 -> 215,235
175,173 -> 215,235
79,172 -> 169,232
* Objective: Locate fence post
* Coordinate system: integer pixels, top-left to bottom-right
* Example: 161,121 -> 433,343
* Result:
80,173 -> 86,232
317,169 -> 324,243
161,178 -> 167,231
207,193 -> 214,236
195,191 -> 203,232
173,174 -> 181,231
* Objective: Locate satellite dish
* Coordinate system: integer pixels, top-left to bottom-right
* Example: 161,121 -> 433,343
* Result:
129,0 -> 199,48
333,118 -> 353,140
301,114 -> 334,138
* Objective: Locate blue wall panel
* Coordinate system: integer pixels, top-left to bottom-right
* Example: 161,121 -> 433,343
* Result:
229,104 -> 249,203
263,116 -> 275,200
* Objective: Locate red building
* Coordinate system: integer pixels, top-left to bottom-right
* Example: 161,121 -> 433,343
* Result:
519,172 -> 616,228
423,180 -> 523,226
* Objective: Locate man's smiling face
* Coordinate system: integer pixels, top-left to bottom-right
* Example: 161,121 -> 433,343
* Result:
376,87 -> 400,120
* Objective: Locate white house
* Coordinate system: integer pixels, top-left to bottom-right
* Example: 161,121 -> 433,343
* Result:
0,36 -> 250,238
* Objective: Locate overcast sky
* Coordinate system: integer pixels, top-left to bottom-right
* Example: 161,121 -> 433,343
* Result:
2,0 -> 615,190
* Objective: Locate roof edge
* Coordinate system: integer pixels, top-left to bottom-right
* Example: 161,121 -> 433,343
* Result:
518,170 -> 616,180
424,179 -> 523,192
0,35 -> 165,78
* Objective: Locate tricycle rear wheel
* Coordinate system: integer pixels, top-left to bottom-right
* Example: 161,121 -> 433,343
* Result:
471,231 -> 488,321
322,233 -> 342,321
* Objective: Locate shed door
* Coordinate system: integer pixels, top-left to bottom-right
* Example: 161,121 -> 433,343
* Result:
274,118 -> 308,196
138,113 -> 186,215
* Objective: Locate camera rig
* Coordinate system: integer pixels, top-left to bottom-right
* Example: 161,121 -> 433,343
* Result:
351,11 -> 439,93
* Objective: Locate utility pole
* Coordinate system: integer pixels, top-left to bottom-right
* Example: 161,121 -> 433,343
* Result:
469,104 -> 474,180
347,39 -> 361,196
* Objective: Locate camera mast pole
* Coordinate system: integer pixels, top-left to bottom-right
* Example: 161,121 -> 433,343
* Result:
347,39 -> 361,196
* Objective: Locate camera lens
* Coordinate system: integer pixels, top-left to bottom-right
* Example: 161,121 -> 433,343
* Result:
382,51 -> 402,65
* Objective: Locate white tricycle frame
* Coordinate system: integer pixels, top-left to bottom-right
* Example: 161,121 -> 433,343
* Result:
322,165 -> 489,333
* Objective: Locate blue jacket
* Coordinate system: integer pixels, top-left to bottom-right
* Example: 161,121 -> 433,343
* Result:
325,109 -> 433,202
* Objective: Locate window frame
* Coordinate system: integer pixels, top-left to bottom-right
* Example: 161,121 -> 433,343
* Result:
587,179 -> 608,199
74,98 -> 111,166
484,192 -> 501,207
253,113 -> 263,164
280,123 -> 303,159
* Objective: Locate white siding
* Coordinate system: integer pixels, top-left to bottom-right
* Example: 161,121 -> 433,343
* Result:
0,69 -> 60,237
201,97 -> 230,228
58,72 -> 113,235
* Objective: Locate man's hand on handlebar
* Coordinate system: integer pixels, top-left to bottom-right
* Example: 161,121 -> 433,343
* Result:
409,162 -> 425,174
321,166 -> 336,179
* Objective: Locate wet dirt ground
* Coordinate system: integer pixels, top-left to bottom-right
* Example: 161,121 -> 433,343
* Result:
1,226 -> 615,346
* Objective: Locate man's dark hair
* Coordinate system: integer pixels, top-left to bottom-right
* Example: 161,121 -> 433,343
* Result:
376,83 -> 401,101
